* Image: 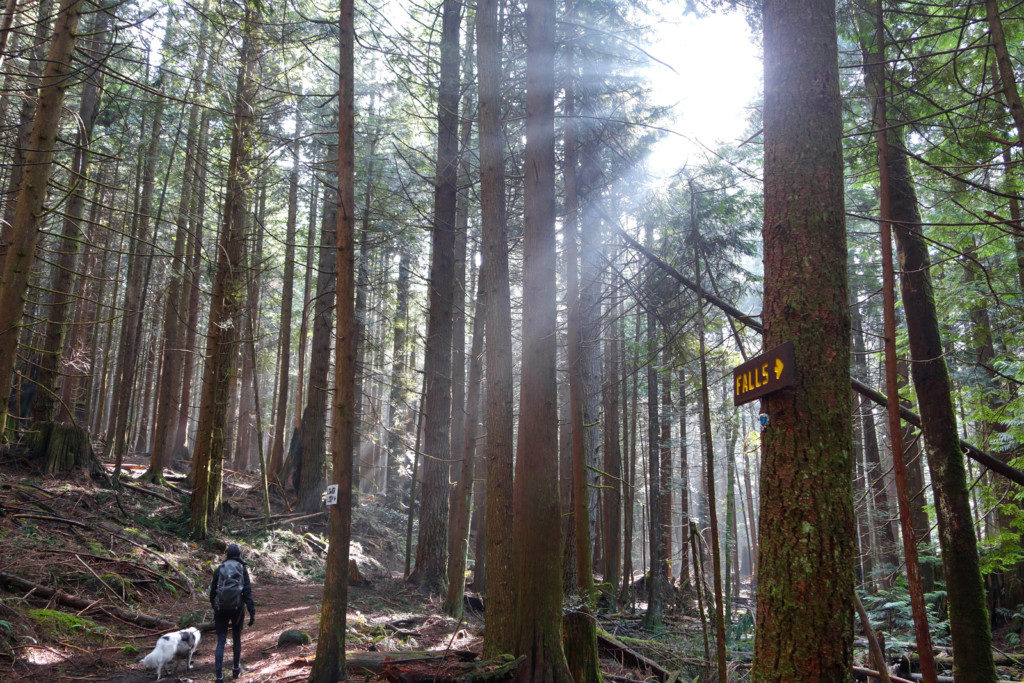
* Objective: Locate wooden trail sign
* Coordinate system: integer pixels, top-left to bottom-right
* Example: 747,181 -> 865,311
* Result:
733,341 -> 795,406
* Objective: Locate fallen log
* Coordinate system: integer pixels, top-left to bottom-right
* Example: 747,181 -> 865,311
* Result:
0,571 -> 213,633
344,649 -> 478,674
851,667 -> 913,683
119,481 -> 181,505
380,654 -> 522,682
596,631 -> 671,682
12,511 -> 193,592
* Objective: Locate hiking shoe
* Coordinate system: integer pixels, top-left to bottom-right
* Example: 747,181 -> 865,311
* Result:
232,665 -> 242,679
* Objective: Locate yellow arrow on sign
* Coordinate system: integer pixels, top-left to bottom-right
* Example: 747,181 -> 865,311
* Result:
774,357 -> 784,380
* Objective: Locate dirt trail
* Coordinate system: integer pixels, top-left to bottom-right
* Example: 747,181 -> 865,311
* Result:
13,580 -> 322,682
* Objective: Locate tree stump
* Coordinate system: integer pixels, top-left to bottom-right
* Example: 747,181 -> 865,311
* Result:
26,422 -> 100,475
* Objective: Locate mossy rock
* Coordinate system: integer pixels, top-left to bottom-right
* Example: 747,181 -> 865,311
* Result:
277,629 -> 312,647
27,608 -> 107,640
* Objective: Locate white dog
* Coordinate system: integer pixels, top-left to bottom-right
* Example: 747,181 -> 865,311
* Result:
139,627 -> 201,680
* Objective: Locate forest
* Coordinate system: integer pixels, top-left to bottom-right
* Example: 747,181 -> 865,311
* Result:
0,0 -> 1022,679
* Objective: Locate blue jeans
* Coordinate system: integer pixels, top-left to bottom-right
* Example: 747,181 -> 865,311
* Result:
214,608 -> 244,677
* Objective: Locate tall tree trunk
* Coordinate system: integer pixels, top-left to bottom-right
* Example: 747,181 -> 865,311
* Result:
753,0 -> 854,676
695,240 -> 727,681
447,26 -> 474,556
295,147 -> 338,512
677,363 -> 690,590
148,6 -> 210,479
898,358 -> 933,591
851,293 -> 898,584
601,292 -> 622,590
620,314 -> 639,600
134,340 -> 157,454
888,118 -> 998,683
0,0 -> 84,436
109,85 -> 166,474
189,3 -> 258,538
511,0 -> 570,671
857,8 -> 996,672
385,248 -> 411,508
643,224 -> 665,629
443,277 -> 485,618
292,181 -> 318,432
985,0 -> 1024,141
478,0 -> 515,655
29,4 -> 110,428
659,353 -> 672,585
563,69 -> 601,679
350,141 -> 377,494
310,0 -> 356,669
0,0 -> 53,268
268,98 -> 302,478
0,0 -> 20,77
173,113 -> 211,460
59,177 -> 107,423
409,0 -> 461,594
725,407 -> 739,618
234,191 -> 265,472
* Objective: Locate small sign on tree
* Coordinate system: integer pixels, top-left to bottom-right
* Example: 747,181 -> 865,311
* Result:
324,484 -> 338,506
733,341 -> 795,406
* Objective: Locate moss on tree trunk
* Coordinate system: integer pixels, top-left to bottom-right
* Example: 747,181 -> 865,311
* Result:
753,0 -> 855,677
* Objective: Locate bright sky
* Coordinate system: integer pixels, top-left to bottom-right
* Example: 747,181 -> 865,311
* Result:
644,10 -> 762,177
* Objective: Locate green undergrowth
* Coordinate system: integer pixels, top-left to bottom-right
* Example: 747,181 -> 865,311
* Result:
233,527 -> 329,582
81,572 -> 138,601
26,609 -> 108,641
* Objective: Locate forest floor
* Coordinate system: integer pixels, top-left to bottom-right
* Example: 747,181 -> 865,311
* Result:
4,449 -> 1021,681
0,451 -> 699,681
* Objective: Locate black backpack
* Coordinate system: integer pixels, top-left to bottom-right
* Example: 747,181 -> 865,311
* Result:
215,559 -> 244,612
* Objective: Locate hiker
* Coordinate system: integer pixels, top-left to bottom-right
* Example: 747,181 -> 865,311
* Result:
209,543 -> 255,681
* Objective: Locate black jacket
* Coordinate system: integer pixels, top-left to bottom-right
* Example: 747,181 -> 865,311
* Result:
209,559 -> 255,616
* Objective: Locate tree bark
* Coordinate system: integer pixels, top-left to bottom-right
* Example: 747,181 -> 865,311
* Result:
642,224 -> 665,630
310,0 -> 356,670
108,84 -> 165,474
0,0 -> 84,436
385,248 -> 411,508
601,292 -> 622,590
888,122 -> 998,683
659,353 -> 672,585
409,0 -> 461,595
443,277 -> 485,618
188,3 -> 258,538
477,0 -> 515,655
0,0 -> 53,268
511,0 -> 570,673
563,68 -> 601,680
148,6 -> 210,479
268,96 -> 302,478
753,0 -> 855,677
677,363 -> 690,590
292,180 -> 318,432
295,147 -> 338,512
29,4 -> 110,427
696,241 -> 727,682
173,113 -> 211,460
